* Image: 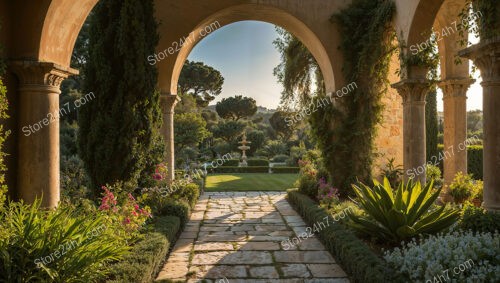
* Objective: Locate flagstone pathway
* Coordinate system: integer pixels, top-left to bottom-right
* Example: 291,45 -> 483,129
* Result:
156,192 -> 350,283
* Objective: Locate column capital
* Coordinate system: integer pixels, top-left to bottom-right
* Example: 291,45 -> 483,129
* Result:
459,37 -> 500,84
391,79 -> 431,104
438,78 -> 475,99
160,93 -> 181,114
9,61 -> 78,90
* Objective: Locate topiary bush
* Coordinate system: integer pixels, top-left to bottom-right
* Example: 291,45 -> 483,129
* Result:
220,159 -> 240,167
157,199 -> 191,226
247,159 -> 270,167
106,216 -> 180,283
384,230 -> 500,282
213,166 -> 269,173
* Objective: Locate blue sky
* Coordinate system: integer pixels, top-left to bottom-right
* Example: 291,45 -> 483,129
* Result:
187,21 -> 482,111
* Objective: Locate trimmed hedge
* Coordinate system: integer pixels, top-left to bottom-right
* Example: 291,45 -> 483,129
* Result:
106,216 -> 180,283
247,159 -> 270,167
272,167 -> 300,173
213,166 -> 269,173
220,159 -> 240,167
157,199 -> 191,226
437,144 -> 483,179
287,190 -> 404,283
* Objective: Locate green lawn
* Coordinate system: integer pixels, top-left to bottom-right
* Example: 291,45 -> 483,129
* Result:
205,173 -> 299,191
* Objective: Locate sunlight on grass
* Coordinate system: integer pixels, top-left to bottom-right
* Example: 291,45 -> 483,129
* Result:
205,173 -> 298,191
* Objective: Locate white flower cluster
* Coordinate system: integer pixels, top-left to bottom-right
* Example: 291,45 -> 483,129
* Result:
383,230 -> 500,283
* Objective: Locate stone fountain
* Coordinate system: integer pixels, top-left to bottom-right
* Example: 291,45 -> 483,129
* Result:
238,132 -> 251,167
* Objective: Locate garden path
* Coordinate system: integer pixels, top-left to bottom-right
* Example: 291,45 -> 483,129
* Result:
156,192 -> 350,282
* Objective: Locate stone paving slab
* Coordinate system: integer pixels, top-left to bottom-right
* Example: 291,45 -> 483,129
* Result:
156,192 -> 350,282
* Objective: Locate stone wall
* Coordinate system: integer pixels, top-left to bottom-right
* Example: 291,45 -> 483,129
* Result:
372,52 -> 404,179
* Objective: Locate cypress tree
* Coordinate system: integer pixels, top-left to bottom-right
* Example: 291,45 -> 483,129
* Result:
78,0 -> 163,195
426,89 -> 439,162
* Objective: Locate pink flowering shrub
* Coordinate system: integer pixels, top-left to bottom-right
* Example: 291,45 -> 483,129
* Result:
317,177 -> 340,209
98,186 -> 151,237
152,163 -> 168,181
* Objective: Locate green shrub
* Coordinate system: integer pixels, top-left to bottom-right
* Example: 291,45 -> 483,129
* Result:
459,202 -> 500,233
449,172 -> 482,203
272,166 -> 300,174
384,230 -> 500,282
0,200 -> 130,283
271,154 -> 289,162
349,178 -> 459,243
296,160 -> 320,199
220,159 -> 240,167
247,159 -> 269,167
437,144 -> 483,180
157,199 -> 191,225
106,216 -> 180,283
61,155 -> 91,201
213,166 -> 269,173
170,182 -> 200,208
426,164 -> 443,189
468,145 -> 483,179
287,190 -> 398,282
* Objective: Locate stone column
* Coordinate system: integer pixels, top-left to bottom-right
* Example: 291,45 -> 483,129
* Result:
160,93 -> 180,183
10,61 -> 77,208
460,38 -> 500,211
438,79 -> 474,190
392,79 -> 430,185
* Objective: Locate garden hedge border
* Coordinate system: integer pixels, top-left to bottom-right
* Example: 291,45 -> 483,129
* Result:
247,159 -> 270,167
213,166 -> 269,173
271,166 -> 299,173
286,189 -> 405,283
106,215 -> 181,283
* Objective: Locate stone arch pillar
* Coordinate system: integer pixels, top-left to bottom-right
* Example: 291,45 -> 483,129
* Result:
9,61 -> 78,208
160,93 -> 181,183
460,38 -> 500,211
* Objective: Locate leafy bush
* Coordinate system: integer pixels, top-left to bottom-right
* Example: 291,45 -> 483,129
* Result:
296,160 -> 319,199
106,216 -> 180,283
170,182 -> 200,209
0,200 -> 130,282
272,167 -> 300,173
384,230 -> 500,282
220,159 -> 240,167
247,159 -> 269,167
426,164 -> 443,189
459,202 -> 500,233
449,172 -> 482,204
349,178 -> 459,243
468,145 -> 483,179
271,154 -> 289,163
61,155 -> 91,201
157,199 -> 191,225
213,166 -> 269,173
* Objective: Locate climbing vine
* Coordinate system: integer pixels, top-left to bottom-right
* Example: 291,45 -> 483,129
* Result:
0,23 -> 10,194
309,0 -> 396,196
459,0 -> 499,43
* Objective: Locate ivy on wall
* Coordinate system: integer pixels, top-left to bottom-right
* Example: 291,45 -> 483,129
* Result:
309,0 -> 396,197
0,23 -> 10,194
460,0 -> 500,41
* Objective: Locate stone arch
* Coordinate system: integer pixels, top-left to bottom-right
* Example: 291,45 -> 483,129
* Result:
160,3 -> 337,95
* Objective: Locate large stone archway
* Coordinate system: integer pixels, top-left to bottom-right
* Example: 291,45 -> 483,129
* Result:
0,0 -> 345,207
4,0 -> 495,210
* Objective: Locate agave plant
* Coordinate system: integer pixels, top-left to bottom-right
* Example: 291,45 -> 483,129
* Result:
348,177 -> 459,243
